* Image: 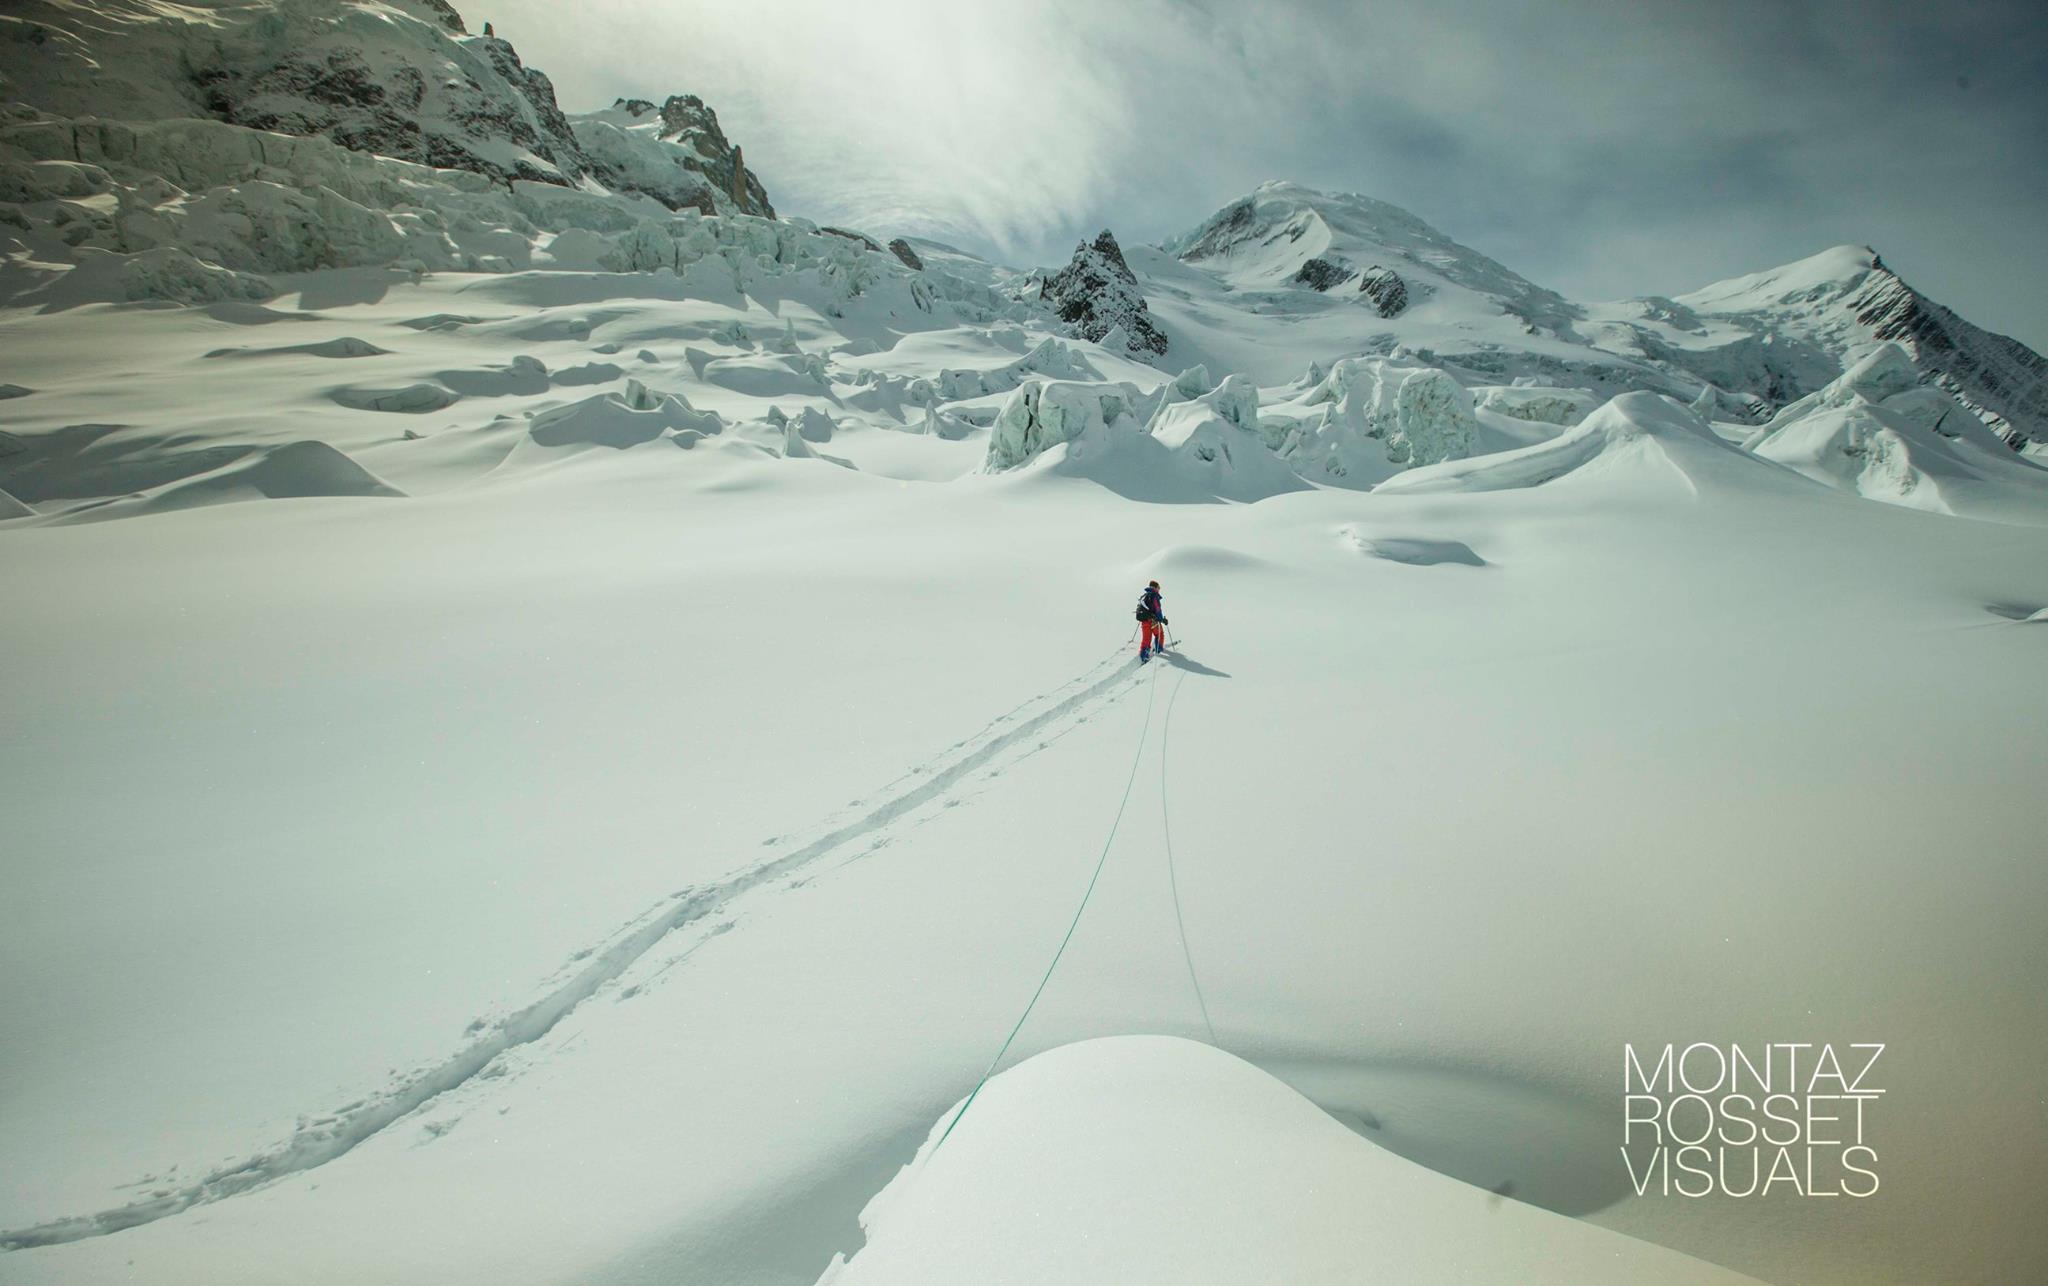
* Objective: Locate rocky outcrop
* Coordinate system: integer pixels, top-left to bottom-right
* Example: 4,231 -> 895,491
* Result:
572,95 -> 774,217
190,7 -> 594,188
821,226 -> 883,252
648,94 -> 773,217
1172,197 -> 1259,263
1293,257 -> 1355,291
0,1 -> 774,215
415,0 -> 468,33
888,238 -> 924,271
1040,230 -> 1169,359
1359,266 -> 1409,318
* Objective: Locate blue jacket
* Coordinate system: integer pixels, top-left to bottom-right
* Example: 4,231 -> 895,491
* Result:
1137,586 -> 1163,621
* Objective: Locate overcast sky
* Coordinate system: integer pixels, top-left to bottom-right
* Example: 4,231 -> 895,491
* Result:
482,0 -> 2048,349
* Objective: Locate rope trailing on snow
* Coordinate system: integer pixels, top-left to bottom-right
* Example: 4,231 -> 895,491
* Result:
932,660 -> 1161,1154
1160,666 -> 1218,1047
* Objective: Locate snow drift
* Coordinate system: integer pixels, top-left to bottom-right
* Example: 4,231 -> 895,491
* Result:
45,439 -> 401,523
522,380 -> 721,450
823,1037 -> 1758,1286
1375,391 -> 1803,497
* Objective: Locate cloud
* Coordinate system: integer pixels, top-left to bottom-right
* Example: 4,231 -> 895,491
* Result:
480,0 -> 2048,348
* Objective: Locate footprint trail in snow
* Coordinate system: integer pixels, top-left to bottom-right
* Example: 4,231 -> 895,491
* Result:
0,647 -> 1146,1251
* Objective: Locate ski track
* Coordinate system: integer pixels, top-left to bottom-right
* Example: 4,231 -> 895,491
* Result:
0,649 -> 1144,1252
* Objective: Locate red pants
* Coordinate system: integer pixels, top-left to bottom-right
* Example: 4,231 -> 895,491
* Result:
1141,620 -> 1165,654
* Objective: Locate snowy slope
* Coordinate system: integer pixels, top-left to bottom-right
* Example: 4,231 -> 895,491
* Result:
3,7 -> 2048,1286
1133,182 -> 1652,394
4,314 -> 2046,1283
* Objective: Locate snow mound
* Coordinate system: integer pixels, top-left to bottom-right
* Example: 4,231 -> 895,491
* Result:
936,339 -> 1100,401
1348,534 -> 1487,566
822,1036 -> 1758,1286
1376,391 -> 1794,497
1134,544 -> 1272,576
51,440 -> 402,523
1281,358 -> 1478,488
205,336 -> 390,360
330,383 -> 459,414
0,486 -> 32,520
695,353 -> 828,398
524,380 -> 721,450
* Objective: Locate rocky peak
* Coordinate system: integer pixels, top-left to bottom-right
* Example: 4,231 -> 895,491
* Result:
571,93 -> 774,217
412,0 -> 468,33
1844,256 -> 2046,448
653,94 -> 773,217
1665,245 -> 2048,449
1040,230 -> 1169,359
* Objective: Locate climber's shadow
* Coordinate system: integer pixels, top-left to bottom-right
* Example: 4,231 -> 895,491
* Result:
1164,651 -> 1231,679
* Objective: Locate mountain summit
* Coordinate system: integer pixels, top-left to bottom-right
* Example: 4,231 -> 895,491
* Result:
1124,183 -> 2046,447
1630,246 -> 2048,449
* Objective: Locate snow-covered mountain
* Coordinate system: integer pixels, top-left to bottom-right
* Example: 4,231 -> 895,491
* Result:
2,6 -> 2047,1286
0,0 -> 770,212
1131,182 -> 2046,451
1585,244 -> 2048,449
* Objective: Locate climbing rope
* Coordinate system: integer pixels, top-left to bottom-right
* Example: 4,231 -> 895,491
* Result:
1160,666 -> 1218,1047
932,659 -> 1161,1154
